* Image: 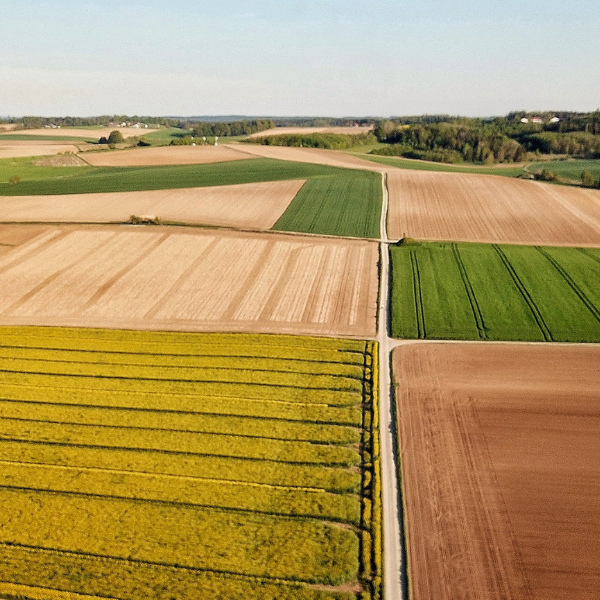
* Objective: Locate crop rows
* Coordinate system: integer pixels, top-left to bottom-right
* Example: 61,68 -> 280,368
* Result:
390,241 -> 600,342
0,327 -> 382,599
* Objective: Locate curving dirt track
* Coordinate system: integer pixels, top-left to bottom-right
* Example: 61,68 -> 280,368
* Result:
0,225 -> 378,337
229,144 -> 386,172
248,126 -> 374,138
387,169 -> 600,245
393,342 -> 600,600
0,180 -> 305,229
81,145 -> 252,167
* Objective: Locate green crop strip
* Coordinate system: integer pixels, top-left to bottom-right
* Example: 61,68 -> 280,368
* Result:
390,241 -> 600,342
0,158 -> 382,238
0,327 -> 381,599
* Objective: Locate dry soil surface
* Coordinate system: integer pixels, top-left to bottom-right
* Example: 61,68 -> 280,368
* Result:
248,126 -> 374,138
387,169 -> 600,245
393,342 -> 600,600
0,180 -> 305,230
0,224 -> 378,337
81,145 -> 252,167
13,127 -> 158,139
0,142 -> 81,159
230,144 -> 386,172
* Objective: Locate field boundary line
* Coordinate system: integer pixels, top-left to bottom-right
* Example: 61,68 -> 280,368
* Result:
451,244 -> 487,339
0,459 -> 328,493
536,246 -> 600,324
492,244 -> 553,342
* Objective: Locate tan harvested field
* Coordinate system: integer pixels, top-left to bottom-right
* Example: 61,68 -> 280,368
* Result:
0,180 -> 305,229
394,342 -> 600,600
14,127 -> 159,139
81,144 -> 252,166
0,225 -> 378,337
0,142 -> 81,159
0,124 -> 18,132
248,126 -> 374,138
232,144 -> 385,172
387,169 -> 600,245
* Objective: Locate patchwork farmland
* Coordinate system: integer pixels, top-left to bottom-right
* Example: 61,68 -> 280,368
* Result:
390,240 -> 600,342
0,226 -> 378,337
393,342 -> 600,600
0,327 -> 382,600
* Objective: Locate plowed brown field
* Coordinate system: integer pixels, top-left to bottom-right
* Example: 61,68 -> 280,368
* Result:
393,342 -> 600,600
0,180 -> 304,229
387,170 -> 600,245
81,145 -> 251,166
231,144 -> 386,172
248,126 -> 374,138
0,225 -> 378,337
0,142 -> 81,159
14,127 -> 158,139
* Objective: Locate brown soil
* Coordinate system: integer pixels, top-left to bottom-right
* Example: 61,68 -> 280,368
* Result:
393,342 -> 600,600
0,143 -> 81,159
230,144 -> 386,172
80,145 -> 252,167
14,127 -> 158,139
248,126 -> 374,138
0,180 -> 305,230
0,224 -> 378,338
387,170 -> 600,245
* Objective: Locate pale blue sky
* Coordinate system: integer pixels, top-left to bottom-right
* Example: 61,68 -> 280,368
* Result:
1,0 -> 599,117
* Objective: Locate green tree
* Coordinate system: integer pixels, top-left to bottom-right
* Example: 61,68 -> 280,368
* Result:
581,169 -> 596,187
107,130 -> 125,144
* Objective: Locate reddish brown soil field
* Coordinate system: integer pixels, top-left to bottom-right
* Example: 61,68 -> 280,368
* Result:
0,225 -> 378,337
387,169 -> 600,245
393,342 -> 600,600
81,145 -> 251,166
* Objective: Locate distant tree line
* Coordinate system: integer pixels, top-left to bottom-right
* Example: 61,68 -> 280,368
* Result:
19,115 -> 181,129
249,132 -> 377,150
372,111 -> 600,164
190,119 -> 275,137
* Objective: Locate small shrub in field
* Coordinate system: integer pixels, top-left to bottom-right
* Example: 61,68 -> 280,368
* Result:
8,175 -> 20,185
107,130 -> 125,144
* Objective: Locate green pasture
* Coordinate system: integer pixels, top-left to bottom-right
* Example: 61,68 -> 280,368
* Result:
0,327 -> 382,600
0,158 -> 382,238
390,241 -> 600,342
0,155 -> 94,183
528,158 -> 600,181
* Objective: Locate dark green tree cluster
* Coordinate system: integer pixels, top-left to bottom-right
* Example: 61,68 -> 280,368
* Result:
518,131 -> 600,157
581,169 -> 600,188
191,120 -> 275,137
251,132 -> 376,150
373,122 -> 525,164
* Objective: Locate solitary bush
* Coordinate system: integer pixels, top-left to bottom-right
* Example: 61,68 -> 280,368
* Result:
8,175 -> 21,185
581,169 -> 596,187
107,130 -> 125,144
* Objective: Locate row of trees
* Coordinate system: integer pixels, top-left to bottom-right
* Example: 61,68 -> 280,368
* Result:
19,115 -> 180,129
251,132 -> 376,150
190,120 -> 275,137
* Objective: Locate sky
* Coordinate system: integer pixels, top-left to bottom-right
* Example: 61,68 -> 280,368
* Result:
1,0 -> 599,117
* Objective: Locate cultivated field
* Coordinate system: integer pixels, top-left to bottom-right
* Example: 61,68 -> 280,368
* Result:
387,169 -> 600,245
232,144 -> 386,172
14,127 -> 159,139
0,327 -> 382,600
81,145 -> 252,167
390,240 -> 600,342
249,126 -> 374,138
0,159 -> 383,238
0,180 -> 305,229
0,225 -> 378,337
0,142 -> 81,159
393,342 -> 600,600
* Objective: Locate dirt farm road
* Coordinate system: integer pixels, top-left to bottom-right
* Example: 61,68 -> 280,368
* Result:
378,172 -> 406,600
